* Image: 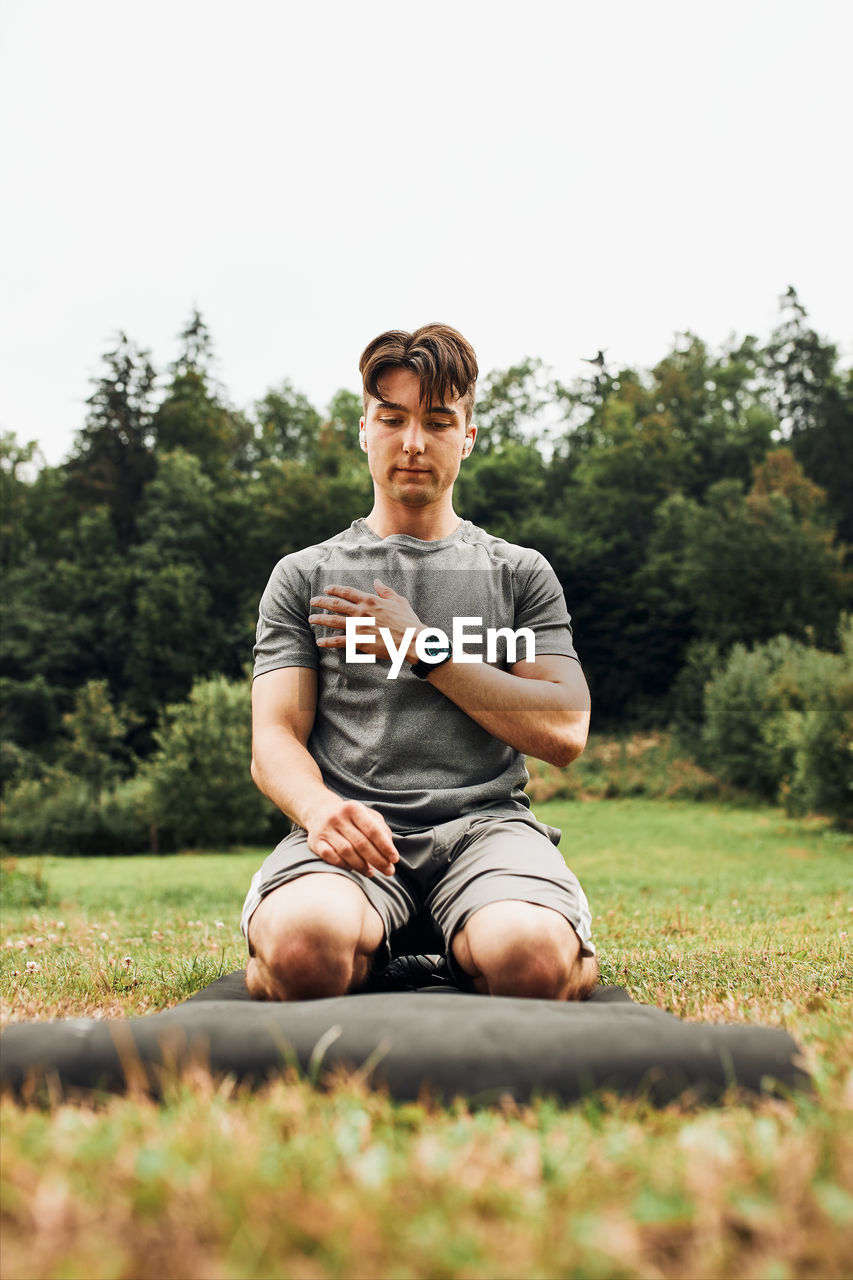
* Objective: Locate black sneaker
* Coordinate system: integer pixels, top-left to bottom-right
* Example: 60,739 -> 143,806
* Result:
371,953 -> 456,993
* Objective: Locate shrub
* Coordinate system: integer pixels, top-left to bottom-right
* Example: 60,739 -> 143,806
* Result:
0,675 -> 280,854
701,622 -> 853,827
526,732 -> 725,804
143,675 -> 277,849
0,857 -> 51,907
781,623 -> 853,827
670,639 -> 721,750
0,768 -> 152,855
700,638 -> 798,796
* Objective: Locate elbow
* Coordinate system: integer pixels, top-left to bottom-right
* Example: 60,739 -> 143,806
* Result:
546,729 -> 587,770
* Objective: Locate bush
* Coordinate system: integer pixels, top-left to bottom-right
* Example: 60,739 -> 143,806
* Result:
670,639 -> 721,750
0,675 -> 280,854
0,680 -> 155,854
526,732 -> 725,804
700,637 -> 798,796
143,675 -> 277,849
0,857 -> 51,907
701,622 -> 853,827
0,768 -> 153,855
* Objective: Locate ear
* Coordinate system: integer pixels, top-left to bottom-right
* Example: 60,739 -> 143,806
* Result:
359,417 -> 367,451
462,423 -> 477,458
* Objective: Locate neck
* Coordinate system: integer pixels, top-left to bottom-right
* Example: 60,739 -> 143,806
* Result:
365,494 -> 461,542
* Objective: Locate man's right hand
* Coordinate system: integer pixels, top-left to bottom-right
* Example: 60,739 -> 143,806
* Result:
306,798 -> 399,878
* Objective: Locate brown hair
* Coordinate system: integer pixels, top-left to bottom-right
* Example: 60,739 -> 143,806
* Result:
359,323 -> 479,425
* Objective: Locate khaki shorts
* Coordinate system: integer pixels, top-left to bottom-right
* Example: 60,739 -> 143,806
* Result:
241,810 -> 595,975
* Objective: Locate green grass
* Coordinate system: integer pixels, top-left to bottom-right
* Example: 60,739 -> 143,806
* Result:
2,799 -> 852,1279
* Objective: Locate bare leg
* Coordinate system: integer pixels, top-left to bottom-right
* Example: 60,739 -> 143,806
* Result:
246,873 -> 385,1001
452,900 -> 599,1001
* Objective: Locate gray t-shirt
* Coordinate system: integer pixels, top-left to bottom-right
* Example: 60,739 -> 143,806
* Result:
254,518 -> 579,831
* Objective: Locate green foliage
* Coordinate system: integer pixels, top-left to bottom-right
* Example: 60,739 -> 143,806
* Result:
643,450 -> 849,667
775,621 -> 853,827
0,433 -> 43,570
454,441 -> 548,539
63,333 -> 158,549
764,286 -> 853,545
702,624 -> 853,826
0,683 -> 147,855
55,680 -> 134,794
526,732 -> 726,805
153,314 -> 253,475
1,297 -> 851,840
253,379 -> 323,463
669,638 -> 721,747
1,768 -> 143,856
0,675 -> 60,770
473,358 -> 555,453
143,675 -> 277,849
0,857 -> 51,907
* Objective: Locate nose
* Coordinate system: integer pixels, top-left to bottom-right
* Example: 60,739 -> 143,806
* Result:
401,421 -> 426,455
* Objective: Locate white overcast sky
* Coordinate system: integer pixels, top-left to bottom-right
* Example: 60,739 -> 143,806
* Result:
1,0 -> 851,464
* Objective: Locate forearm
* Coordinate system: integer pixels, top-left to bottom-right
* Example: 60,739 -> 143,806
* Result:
251,726 -> 336,830
307,582 -> 589,767
424,658 -> 589,767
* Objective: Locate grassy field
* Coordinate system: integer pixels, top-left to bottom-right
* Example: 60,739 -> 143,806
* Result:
1,798 -> 851,1279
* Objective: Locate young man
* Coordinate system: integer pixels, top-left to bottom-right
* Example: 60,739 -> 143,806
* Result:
243,323 -> 597,1001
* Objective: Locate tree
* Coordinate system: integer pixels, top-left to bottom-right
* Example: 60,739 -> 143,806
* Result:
64,333 -> 158,549
473,359 -> 555,454
152,311 -> 254,474
455,441 -> 547,541
0,434 -> 42,570
763,287 -> 853,546
644,450 -> 850,656
123,450 -> 240,720
54,680 -> 134,798
252,380 -> 323,464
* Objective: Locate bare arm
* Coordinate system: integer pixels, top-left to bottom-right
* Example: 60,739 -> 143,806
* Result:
423,652 -> 589,767
251,667 -> 398,876
309,581 -> 590,768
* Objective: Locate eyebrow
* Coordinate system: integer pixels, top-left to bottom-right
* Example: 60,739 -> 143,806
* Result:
376,400 -> 459,420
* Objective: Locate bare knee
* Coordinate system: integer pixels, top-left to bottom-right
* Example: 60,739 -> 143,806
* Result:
491,926 -> 574,1000
246,875 -> 384,1002
453,902 -> 597,1001
256,921 -> 363,1000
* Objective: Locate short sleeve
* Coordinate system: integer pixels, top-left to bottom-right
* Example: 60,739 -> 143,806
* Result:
253,557 -> 319,677
515,551 -> 579,661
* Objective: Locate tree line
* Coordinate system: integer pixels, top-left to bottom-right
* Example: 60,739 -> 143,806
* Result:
1,291 -> 851,847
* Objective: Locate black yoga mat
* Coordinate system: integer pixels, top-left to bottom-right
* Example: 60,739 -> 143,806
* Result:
0,968 -> 811,1106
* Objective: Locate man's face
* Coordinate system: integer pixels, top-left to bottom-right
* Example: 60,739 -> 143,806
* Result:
360,368 -> 476,508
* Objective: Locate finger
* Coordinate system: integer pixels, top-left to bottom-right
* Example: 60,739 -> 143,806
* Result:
373,578 -> 397,597
314,840 -> 343,867
339,819 -> 397,875
309,596 -> 360,614
317,635 -> 382,650
322,584 -> 374,604
308,612 -> 350,629
316,836 -> 373,877
352,812 -> 399,865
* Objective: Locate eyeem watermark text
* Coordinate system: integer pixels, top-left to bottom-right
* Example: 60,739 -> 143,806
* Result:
345,616 -> 536,679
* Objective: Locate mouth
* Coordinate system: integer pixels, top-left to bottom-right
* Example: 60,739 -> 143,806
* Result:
395,467 -> 430,474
